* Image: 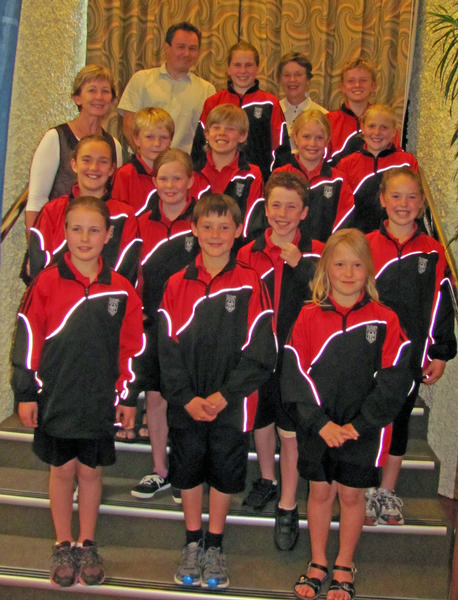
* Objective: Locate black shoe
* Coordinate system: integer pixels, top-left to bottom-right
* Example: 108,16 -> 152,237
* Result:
243,478 -> 278,510
274,505 -> 299,551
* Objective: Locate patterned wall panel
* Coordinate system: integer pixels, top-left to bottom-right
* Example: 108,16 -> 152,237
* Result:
87,0 -> 414,140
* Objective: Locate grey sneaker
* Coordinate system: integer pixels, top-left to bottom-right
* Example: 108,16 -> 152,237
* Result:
76,540 -> 105,585
377,488 -> 404,525
50,541 -> 77,587
364,487 -> 379,526
131,473 -> 170,499
174,541 -> 203,586
201,546 -> 229,589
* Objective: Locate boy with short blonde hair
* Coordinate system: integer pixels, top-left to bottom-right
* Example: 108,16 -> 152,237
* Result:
192,103 -> 265,245
112,107 -> 174,215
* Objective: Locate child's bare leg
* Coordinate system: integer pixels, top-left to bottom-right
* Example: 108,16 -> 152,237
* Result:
49,459 -> 78,542
208,487 -> 232,534
76,462 -> 102,542
327,484 -> 365,600
182,484 -> 204,531
380,453 -> 403,491
296,480 -> 336,598
278,432 -> 299,509
146,390 -> 168,477
254,423 -> 276,481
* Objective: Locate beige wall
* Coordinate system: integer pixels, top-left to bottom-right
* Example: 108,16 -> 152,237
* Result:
0,0 -> 87,422
407,0 -> 458,499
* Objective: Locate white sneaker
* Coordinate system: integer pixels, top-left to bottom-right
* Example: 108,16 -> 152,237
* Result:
364,487 -> 379,526
377,488 -> 404,525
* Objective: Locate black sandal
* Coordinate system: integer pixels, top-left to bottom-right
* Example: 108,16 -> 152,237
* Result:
294,561 -> 329,600
327,564 -> 357,600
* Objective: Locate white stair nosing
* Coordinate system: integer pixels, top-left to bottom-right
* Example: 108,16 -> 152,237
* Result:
0,573 -> 270,599
0,493 -> 447,535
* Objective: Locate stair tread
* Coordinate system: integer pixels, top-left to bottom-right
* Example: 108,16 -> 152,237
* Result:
0,531 -> 450,600
0,465 -> 448,525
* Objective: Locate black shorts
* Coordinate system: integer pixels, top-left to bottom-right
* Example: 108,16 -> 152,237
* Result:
132,324 -> 160,393
297,447 -> 380,489
168,422 -> 250,494
389,381 -> 420,456
33,428 -> 116,468
254,371 -> 296,432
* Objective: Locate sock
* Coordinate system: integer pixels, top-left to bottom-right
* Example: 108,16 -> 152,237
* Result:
186,528 -> 203,545
205,531 -> 223,549
277,505 -> 296,515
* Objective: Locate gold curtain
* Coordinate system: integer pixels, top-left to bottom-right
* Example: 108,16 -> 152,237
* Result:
87,0 -> 415,140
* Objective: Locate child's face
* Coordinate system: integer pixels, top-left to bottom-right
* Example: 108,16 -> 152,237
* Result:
192,212 -> 242,261
65,206 -> 111,269
294,121 -> 328,167
328,243 -> 367,307
205,121 -> 247,157
73,78 -> 114,117
265,187 -> 308,241
361,111 -> 396,156
228,50 -> 258,93
280,61 -> 310,103
341,68 -> 376,104
71,141 -> 116,197
133,125 -> 172,167
380,174 -> 424,229
153,160 -> 193,208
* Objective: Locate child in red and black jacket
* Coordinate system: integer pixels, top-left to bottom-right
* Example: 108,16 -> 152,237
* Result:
12,196 -> 144,588
29,135 -> 141,285
128,148 -> 199,500
238,171 -> 323,552
191,103 -> 265,247
338,104 -> 418,234
365,167 -> 456,526
274,108 -> 355,242
158,193 -> 277,589
281,228 -> 411,600
111,107 -> 174,216
191,41 -> 290,182
327,59 -> 402,168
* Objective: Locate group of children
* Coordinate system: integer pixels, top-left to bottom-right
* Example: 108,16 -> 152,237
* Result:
11,41 -> 457,600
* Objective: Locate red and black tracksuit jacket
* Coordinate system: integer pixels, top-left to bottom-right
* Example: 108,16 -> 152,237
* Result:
111,154 -> 155,216
29,186 -> 142,285
191,80 -> 291,181
338,145 -> 418,233
367,223 -> 457,378
157,254 -> 277,432
274,158 -> 355,242
129,194 -> 199,396
11,253 -> 145,438
281,294 -> 412,473
192,150 -> 266,244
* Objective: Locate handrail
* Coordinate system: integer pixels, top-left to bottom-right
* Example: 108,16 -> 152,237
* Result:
419,168 -> 458,286
1,186 -> 28,242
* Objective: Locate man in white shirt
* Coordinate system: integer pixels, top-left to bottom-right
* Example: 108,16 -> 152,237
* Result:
119,22 -> 216,154
278,52 -> 328,150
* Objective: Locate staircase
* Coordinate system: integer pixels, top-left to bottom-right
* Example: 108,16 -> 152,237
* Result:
0,402 -> 451,600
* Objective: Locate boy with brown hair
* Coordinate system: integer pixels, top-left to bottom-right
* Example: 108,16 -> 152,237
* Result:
157,193 -> 277,589
238,171 -> 323,551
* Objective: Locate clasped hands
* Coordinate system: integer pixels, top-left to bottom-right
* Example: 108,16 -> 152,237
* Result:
319,421 -> 359,448
185,392 -> 227,422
